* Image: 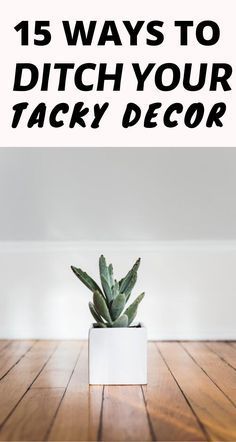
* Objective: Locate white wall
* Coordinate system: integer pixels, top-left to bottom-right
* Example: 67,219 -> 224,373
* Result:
0,146 -> 236,241
0,147 -> 236,339
0,241 -> 236,340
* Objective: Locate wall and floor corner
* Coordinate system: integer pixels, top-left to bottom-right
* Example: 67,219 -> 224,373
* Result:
0,146 -> 236,340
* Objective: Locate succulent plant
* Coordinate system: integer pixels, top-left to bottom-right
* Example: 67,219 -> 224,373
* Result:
71,255 -> 144,328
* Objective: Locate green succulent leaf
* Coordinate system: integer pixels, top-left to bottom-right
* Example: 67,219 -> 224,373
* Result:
124,272 -> 137,301
112,280 -> 120,299
108,263 -> 114,288
101,275 -> 113,303
71,266 -> 102,294
99,255 -> 113,302
89,302 -> 105,324
124,292 -> 145,325
93,291 -> 112,324
112,314 -> 128,327
111,293 -> 126,321
119,258 -> 140,297
92,322 -> 107,328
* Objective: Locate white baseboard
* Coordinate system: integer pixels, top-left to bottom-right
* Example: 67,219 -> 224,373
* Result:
0,241 -> 236,340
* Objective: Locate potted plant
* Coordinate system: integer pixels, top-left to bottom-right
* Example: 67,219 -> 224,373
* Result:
71,255 -> 147,385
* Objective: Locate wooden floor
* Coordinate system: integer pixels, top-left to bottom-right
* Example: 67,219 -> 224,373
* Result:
0,341 -> 235,441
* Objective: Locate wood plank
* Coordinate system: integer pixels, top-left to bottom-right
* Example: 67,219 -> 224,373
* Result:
0,340 -> 57,426
0,341 -> 34,380
102,385 -> 151,441
32,340 -> 81,388
48,343 -> 103,441
206,342 -> 236,370
1,340 -> 235,442
0,341 -> 10,352
0,388 -> 63,441
183,342 -> 236,406
142,342 -> 206,441
158,342 -> 236,442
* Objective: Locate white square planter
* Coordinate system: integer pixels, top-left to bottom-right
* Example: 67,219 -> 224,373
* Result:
89,324 -> 147,385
